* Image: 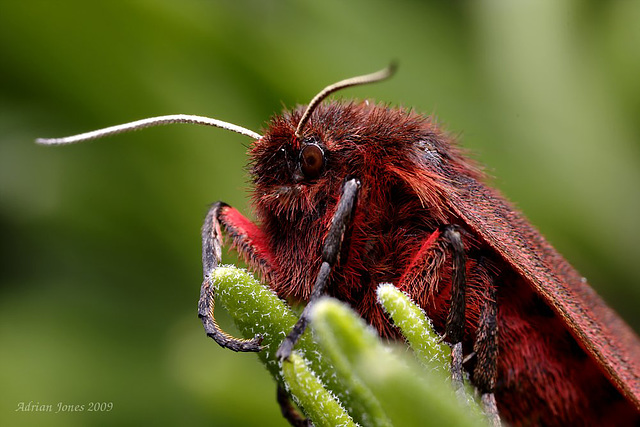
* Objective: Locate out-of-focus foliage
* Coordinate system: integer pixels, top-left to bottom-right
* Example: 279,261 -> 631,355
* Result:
1,1 -> 639,426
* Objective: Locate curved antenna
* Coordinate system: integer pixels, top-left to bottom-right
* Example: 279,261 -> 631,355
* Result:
294,63 -> 397,138
36,114 -> 262,146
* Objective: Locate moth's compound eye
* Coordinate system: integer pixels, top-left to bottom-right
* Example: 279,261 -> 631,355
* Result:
299,143 -> 324,179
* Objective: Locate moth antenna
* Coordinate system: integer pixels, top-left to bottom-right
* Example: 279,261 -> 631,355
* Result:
294,63 -> 397,138
36,114 -> 262,145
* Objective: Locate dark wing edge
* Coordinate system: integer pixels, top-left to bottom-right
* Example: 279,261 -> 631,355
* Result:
446,178 -> 640,410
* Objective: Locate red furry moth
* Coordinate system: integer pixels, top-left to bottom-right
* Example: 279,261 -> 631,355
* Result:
37,65 -> 640,426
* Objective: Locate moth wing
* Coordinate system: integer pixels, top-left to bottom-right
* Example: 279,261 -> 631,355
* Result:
444,176 -> 640,409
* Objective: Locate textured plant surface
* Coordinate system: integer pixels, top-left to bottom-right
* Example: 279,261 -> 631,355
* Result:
212,266 -> 488,427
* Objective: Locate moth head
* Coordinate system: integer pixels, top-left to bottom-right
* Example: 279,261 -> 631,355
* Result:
248,65 -> 396,220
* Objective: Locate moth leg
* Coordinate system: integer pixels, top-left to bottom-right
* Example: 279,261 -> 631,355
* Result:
198,202 -> 266,352
397,225 -> 467,388
277,383 -> 313,427
401,226 -> 499,421
473,282 -> 500,426
276,178 -> 361,360
442,225 -> 467,393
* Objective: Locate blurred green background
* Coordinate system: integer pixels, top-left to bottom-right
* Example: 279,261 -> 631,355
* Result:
1,1 -> 639,426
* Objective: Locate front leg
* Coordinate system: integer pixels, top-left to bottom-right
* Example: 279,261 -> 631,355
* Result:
276,178 -> 361,360
198,201 -> 276,352
201,202 -> 313,425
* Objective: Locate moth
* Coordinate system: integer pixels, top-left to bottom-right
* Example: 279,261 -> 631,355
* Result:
38,65 -> 640,426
